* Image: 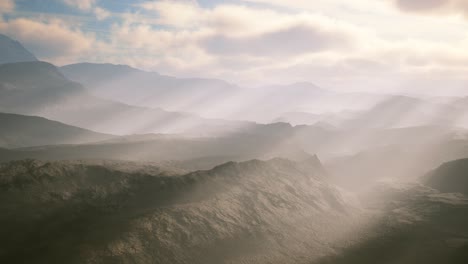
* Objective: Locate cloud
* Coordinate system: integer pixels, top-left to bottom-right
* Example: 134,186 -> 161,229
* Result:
0,18 -> 95,63
101,1 -> 468,93
136,1 -> 360,58
63,0 -> 96,11
140,0 -> 203,28
390,0 -> 468,17
94,7 -> 110,20
62,0 -> 110,20
3,0 -> 466,95
0,0 -> 15,13
201,23 -> 352,56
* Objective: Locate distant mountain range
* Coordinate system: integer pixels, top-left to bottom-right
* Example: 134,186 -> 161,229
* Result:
61,61 -> 468,129
5,33 -> 466,131
60,63 -> 356,122
0,34 -> 37,64
60,62 -> 239,114
0,122 -> 314,168
0,61 -> 251,135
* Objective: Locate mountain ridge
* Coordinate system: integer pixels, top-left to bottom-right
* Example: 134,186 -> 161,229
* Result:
0,112 -> 114,148
0,34 -> 37,64
0,157 -> 356,263
0,61 -> 252,135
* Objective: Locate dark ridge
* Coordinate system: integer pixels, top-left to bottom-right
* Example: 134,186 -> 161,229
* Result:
0,34 -> 37,64
424,158 -> 468,195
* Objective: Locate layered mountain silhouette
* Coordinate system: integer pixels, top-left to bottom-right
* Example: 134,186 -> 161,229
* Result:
60,63 -> 344,122
0,158 -> 356,264
0,34 -> 37,64
60,63 -> 239,114
0,123 -> 312,169
0,112 -> 113,148
0,61 -> 249,135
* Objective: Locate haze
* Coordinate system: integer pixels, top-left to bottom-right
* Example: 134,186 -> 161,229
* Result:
1,1 -> 468,264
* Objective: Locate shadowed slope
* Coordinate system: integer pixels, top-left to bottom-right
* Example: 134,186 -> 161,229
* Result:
0,112 -> 114,148
0,158 -> 357,264
425,158 -> 468,195
0,34 -> 37,64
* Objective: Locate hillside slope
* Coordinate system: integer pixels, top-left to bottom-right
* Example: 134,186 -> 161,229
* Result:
0,158 -> 357,264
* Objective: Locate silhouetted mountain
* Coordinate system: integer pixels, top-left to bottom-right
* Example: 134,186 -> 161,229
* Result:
0,158 -> 356,263
60,62 -> 240,112
425,158 -> 468,195
272,111 -> 350,127
60,63 -> 347,122
0,34 -> 37,64
0,61 -> 249,135
0,112 -> 114,148
2,119 -> 464,175
0,124 -> 312,169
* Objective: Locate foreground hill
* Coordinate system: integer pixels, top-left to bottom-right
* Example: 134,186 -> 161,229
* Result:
0,34 -> 37,64
0,112 -> 113,148
0,158 -> 357,263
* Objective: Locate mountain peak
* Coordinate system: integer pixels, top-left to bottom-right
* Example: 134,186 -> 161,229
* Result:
0,34 -> 37,64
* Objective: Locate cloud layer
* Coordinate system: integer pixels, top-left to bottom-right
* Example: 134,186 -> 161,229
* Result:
0,0 -> 467,95
0,18 -> 95,63
392,0 -> 468,16
0,0 -> 14,13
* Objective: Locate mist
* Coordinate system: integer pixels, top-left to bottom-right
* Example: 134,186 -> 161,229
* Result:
1,1 -> 468,263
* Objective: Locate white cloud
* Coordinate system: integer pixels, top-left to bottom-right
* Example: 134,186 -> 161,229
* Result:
0,18 -> 95,63
63,0 -> 96,11
62,1 -> 110,21
3,0 -> 467,94
201,23 -> 352,57
97,1 -> 467,93
140,0 -> 203,28
94,7 -> 110,20
0,0 -> 15,13
136,2 -> 365,58
391,0 -> 468,17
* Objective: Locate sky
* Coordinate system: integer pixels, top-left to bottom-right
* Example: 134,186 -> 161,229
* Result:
0,0 -> 468,95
